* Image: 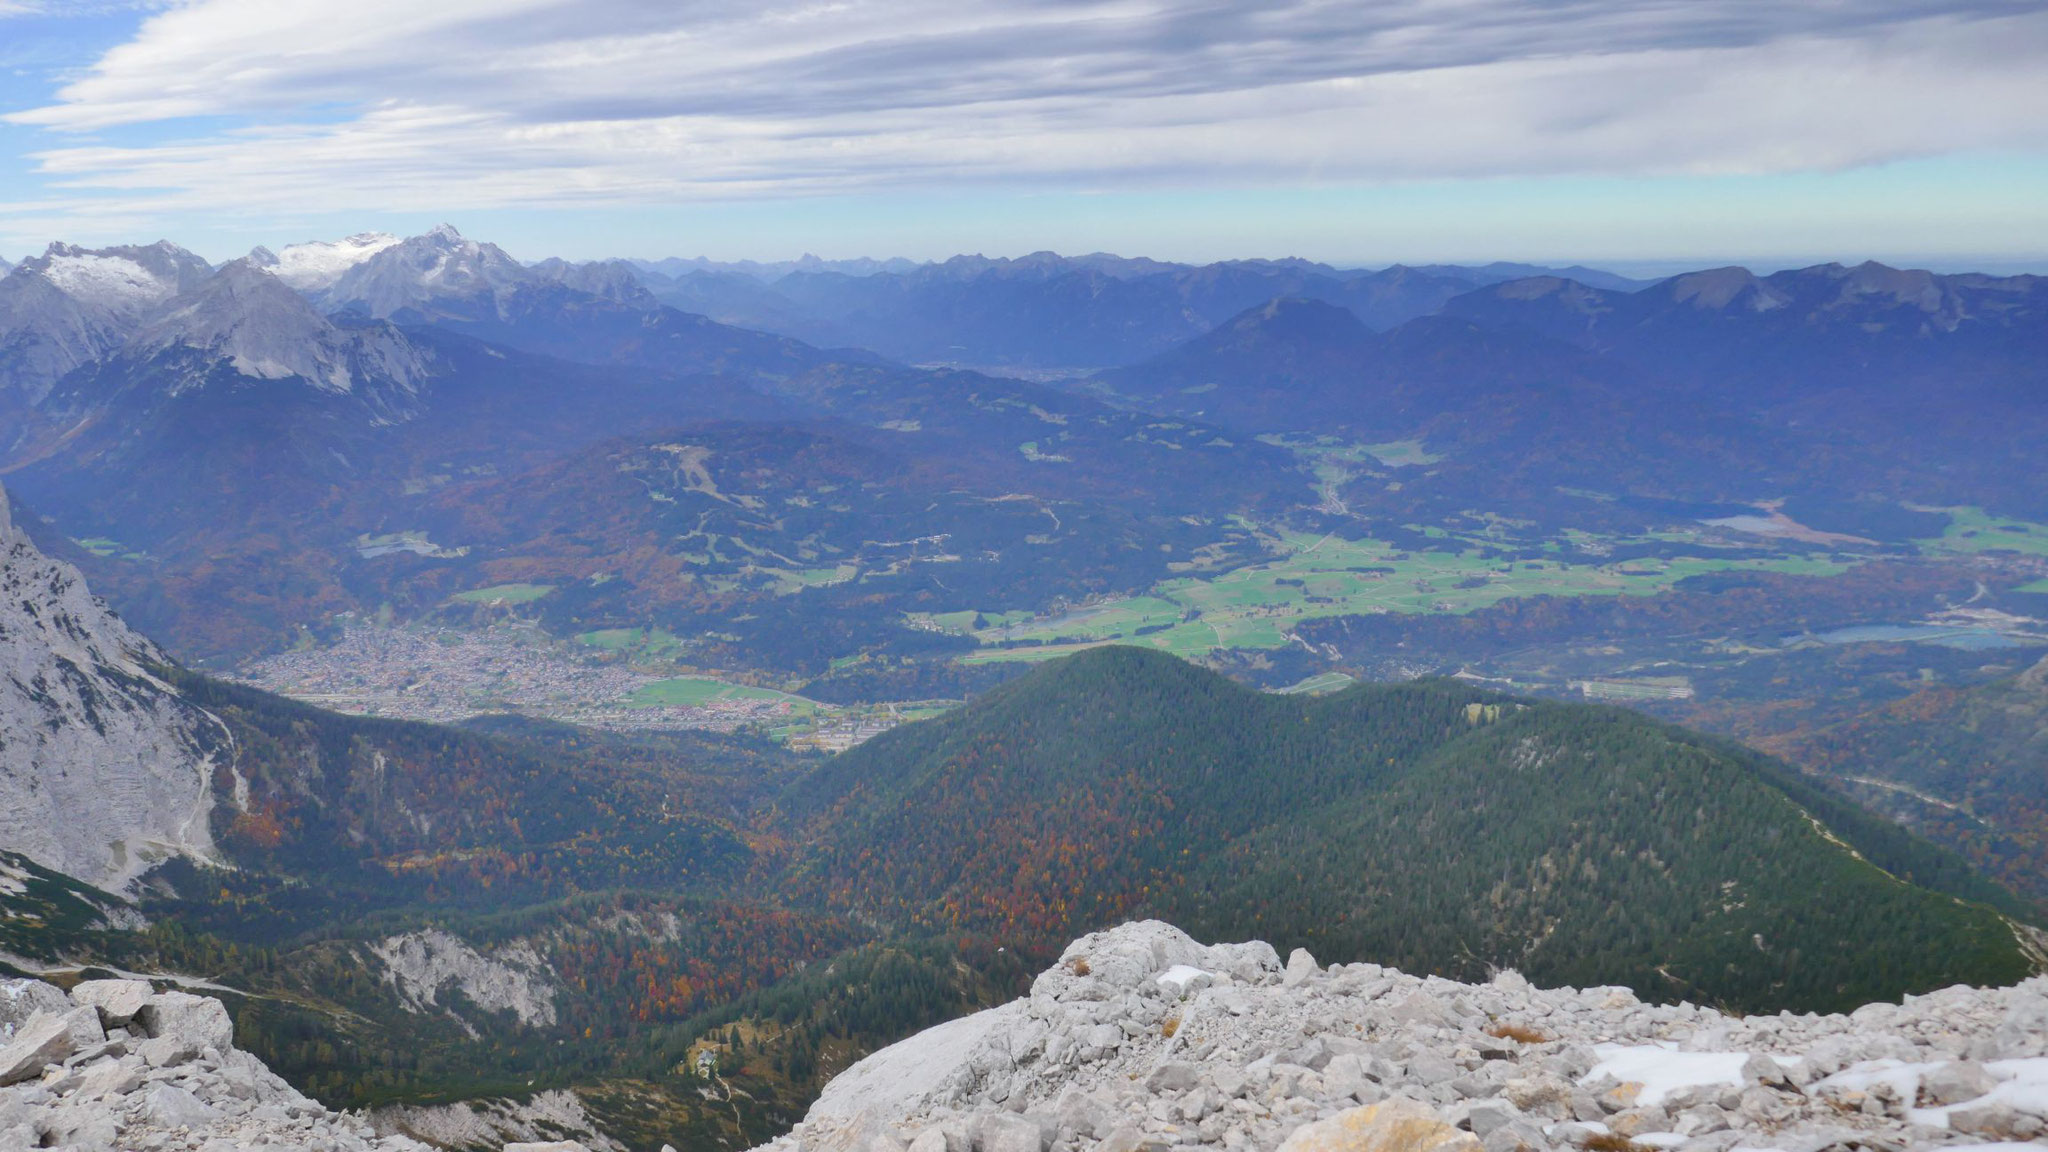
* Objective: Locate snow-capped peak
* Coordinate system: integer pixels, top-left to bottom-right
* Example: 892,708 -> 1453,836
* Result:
31,242 -> 201,310
319,225 -> 531,318
250,232 -> 402,293
12,240 -> 213,310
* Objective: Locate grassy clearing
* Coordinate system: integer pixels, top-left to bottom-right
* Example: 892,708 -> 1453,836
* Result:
576,627 -> 689,660
625,677 -> 811,711
1361,439 -> 1442,467
73,537 -> 150,561
962,528 -> 1855,663
1272,672 -> 1357,695
451,583 -> 556,605
1919,507 -> 2048,560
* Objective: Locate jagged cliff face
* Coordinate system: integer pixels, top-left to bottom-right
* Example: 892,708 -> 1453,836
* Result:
0,487 -> 224,892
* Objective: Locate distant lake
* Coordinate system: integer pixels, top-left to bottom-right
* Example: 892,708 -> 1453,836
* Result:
1797,623 -> 2022,650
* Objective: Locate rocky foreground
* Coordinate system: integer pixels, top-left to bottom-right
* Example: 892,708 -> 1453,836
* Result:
6,921 -> 2046,1152
0,976 -> 432,1152
765,922 -> 2048,1152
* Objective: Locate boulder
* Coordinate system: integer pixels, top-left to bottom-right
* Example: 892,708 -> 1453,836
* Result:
974,1112 -> 1043,1152
138,1082 -> 221,1130
1206,939 -> 1283,984
505,1144 -> 592,1152
804,1110 -> 906,1152
1950,1099 -> 2040,1141
1096,1128 -> 1168,1152
1405,1051 -> 1458,1086
74,1058 -> 144,1099
1385,992 -> 1447,1029
1274,1098 -> 1482,1152
139,1035 -> 199,1068
1994,990 -> 2048,1058
1284,948 -> 1321,989
0,1007 -> 103,1085
1738,1053 -> 1787,1088
71,979 -> 153,1028
1144,1061 -> 1200,1094
1919,1060 -> 1994,1106
134,991 -> 234,1050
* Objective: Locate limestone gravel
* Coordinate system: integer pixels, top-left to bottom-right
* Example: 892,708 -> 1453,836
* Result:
763,921 -> 2048,1152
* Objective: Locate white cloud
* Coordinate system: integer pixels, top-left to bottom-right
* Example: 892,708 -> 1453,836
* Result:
8,0 -> 2048,217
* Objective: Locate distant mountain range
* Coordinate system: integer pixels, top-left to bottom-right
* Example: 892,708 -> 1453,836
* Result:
639,253 -> 1652,369
0,224 -> 2041,682
1094,265 -> 2048,521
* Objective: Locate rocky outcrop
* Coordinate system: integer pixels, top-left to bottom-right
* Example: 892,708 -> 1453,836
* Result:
370,1088 -> 623,1151
762,921 -> 2048,1152
0,976 -> 429,1151
0,485 -> 227,891
370,929 -> 560,1029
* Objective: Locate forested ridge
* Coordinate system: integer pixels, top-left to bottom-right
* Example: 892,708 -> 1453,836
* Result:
792,646 -> 2038,1012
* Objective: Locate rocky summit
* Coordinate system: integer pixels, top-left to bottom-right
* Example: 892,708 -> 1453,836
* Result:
762,921 -> 2048,1152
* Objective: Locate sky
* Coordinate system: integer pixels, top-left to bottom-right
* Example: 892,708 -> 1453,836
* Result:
0,0 -> 2045,270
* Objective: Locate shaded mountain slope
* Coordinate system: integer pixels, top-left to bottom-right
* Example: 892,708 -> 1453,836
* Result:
785,646 -> 2038,1012
1755,652 -> 2048,904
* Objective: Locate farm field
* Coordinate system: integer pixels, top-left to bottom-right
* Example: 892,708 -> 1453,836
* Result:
625,676 -> 811,710
960,528 -> 1856,664
451,582 -> 557,604
1919,506 -> 2048,559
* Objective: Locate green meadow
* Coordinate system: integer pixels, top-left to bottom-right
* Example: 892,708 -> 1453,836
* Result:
962,528 -> 1854,664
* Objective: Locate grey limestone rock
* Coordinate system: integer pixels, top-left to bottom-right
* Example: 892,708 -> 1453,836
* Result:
0,982 -> 67,1041
138,1081 -> 220,1130
1917,1060 -> 1994,1106
135,991 -> 234,1051
69,979 -> 152,1029
741,922 -> 2048,1152
0,1008 -> 100,1086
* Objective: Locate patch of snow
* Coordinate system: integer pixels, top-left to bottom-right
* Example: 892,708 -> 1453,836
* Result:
263,233 -> 401,291
40,252 -> 178,305
1583,1043 -> 1753,1107
1157,964 -> 1211,992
